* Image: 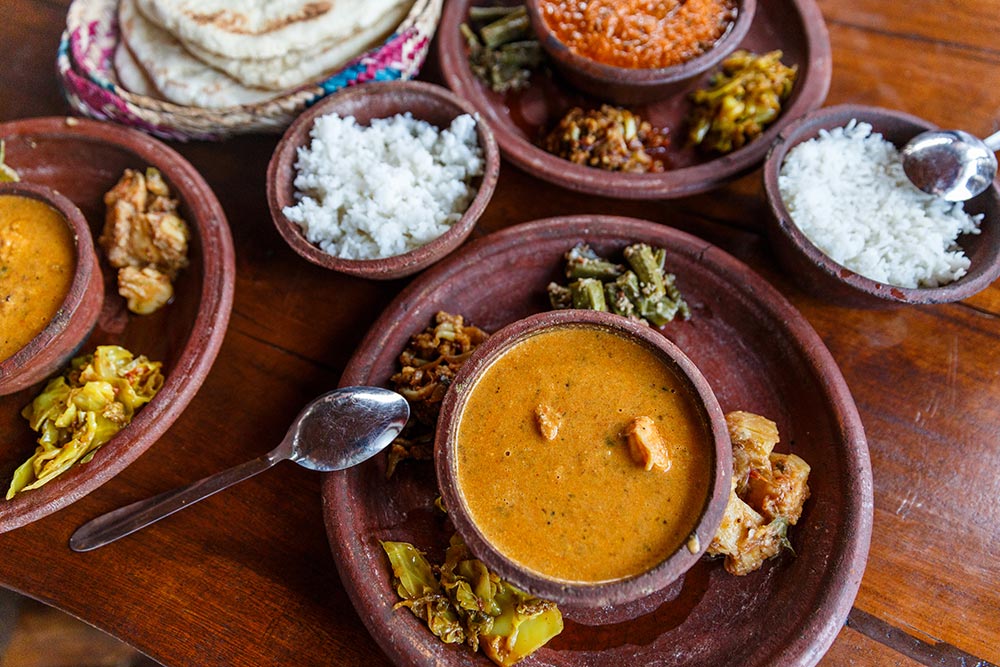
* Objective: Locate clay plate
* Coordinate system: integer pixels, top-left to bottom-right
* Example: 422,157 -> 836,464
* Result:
438,0 -> 831,199
762,104 -> 1000,307
0,117 -> 234,533
324,216 -> 873,666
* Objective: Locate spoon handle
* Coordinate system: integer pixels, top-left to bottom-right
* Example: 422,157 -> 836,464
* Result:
70,453 -> 279,552
985,130 -> 1000,152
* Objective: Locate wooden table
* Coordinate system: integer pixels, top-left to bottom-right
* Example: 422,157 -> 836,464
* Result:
2,1 -> 998,665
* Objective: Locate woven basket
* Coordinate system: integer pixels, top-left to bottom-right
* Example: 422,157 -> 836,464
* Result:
58,0 -> 442,141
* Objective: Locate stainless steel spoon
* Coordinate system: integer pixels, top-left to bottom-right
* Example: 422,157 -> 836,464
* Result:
901,128 -> 1000,201
69,386 -> 409,552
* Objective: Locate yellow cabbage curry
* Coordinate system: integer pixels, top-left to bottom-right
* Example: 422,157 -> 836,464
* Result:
455,325 -> 713,584
0,195 -> 76,361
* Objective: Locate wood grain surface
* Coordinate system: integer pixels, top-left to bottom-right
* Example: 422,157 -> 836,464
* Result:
1,1 -> 998,666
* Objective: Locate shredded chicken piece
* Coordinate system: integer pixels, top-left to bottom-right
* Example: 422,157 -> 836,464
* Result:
117,266 -> 173,315
726,410 -> 779,494
100,167 -> 190,314
623,416 -> 671,472
746,452 -> 811,524
534,404 -> 562,441
707,487 -> 790,576
708,411 -> 811,575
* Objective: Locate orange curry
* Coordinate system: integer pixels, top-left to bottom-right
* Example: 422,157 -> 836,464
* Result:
0,195 -> 76,361
539,0 -> 738,69
455,325 -> 712,583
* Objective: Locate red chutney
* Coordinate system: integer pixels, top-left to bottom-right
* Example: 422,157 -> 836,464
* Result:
539,0 -> 738,69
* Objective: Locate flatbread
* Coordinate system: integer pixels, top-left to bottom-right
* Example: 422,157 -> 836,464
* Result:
119,0 -> 279,109
112,41 -> 160,98
134,0 -> 407,60
181,1 -> 411,91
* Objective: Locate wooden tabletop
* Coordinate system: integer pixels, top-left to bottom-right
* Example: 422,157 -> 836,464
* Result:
2,1 -> 999,666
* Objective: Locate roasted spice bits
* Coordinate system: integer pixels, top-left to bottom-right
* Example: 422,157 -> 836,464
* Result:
542,105 -> 669,172
687,50 -> 798,153
539,0 -> 737,69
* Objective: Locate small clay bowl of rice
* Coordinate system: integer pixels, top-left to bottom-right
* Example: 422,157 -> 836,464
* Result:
762,104 -> 1000,307
267,80 -> 500,280
525,0 -> 756,104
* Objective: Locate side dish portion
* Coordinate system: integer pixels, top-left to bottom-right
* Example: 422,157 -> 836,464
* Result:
7,345 -> 163,499
383,535 -> 563,667
101,167 -> 190,314
708,411 -> 811,575
548,242 -> 690,325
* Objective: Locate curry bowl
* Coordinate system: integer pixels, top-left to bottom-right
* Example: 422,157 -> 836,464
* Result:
0,182 -> 103,396
267,80 -> 500,280
762,104 -> 1000,307
435,309 -> 732,607
524,0 -> 757,104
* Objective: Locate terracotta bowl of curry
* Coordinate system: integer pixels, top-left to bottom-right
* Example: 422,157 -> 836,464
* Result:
0,182 -> 103,396
435,309 -> 732,608
525,0 -> 757,104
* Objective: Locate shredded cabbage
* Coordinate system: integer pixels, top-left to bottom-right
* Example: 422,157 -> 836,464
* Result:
7,345 -> 163,499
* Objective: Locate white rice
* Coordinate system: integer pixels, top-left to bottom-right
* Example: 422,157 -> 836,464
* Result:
283,112 -> 484,260
778,120 -> 983,288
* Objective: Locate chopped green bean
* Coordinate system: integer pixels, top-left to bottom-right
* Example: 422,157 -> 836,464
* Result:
570,278 -> 608,311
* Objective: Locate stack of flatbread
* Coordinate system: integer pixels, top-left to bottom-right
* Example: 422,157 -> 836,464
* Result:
114,0 -> 414,109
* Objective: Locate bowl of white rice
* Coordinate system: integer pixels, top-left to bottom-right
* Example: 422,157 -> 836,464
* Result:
763,104 -> 1000,306
267,80 -> 500,280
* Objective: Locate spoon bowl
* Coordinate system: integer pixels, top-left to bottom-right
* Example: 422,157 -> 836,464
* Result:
69,386 -> 409,551
902,129 -> 1000,201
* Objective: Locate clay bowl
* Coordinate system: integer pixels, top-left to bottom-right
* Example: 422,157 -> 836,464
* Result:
435,309 -> 732,608
0,182 -> 103,396
763,104 -> 1000,307
267,80 -> 500,280
524,0 -> 756,104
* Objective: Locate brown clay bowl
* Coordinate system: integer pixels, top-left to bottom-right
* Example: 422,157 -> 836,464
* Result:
0,182 -> 104,396
267,80 -> 500,280
435,309 -> 732,608
763,104 -> 1000,307
525,0 -> 757,105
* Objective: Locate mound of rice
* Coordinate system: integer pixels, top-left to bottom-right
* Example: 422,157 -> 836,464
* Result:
283,112 -> 484,260
778,120 -> 983,288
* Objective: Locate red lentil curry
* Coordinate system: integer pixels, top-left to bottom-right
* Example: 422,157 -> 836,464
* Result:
539,0 -> 738,69
455,324 -> 713,584
0,195 -> 76,361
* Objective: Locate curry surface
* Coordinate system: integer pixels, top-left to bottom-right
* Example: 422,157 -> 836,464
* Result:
456,325 -> 712,584
0,195 -> 76,361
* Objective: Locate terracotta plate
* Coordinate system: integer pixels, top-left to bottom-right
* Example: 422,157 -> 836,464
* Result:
0,117 -> 234,533
324,216 -> 872,666
438,0 -> 831,199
